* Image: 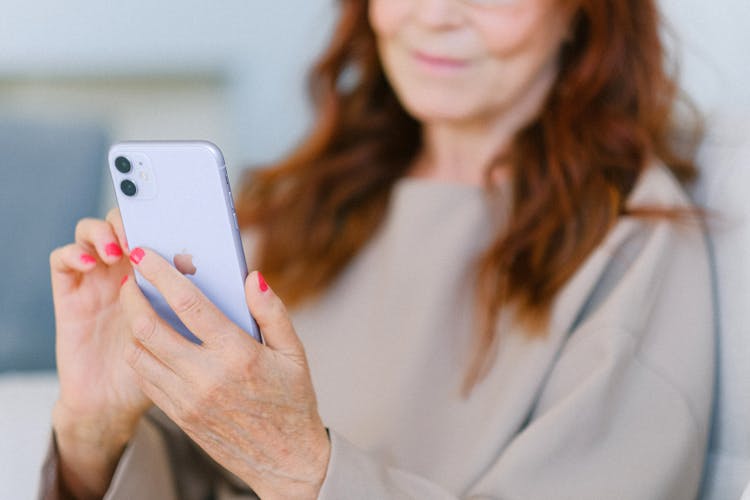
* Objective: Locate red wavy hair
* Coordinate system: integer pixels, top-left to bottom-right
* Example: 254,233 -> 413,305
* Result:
236,0 -> 697,392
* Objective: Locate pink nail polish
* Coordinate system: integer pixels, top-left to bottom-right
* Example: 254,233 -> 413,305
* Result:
258,272 -> 269,292
121,275 -> 129,287
80,254 -> 96,265
105,242 -> 123,257
130,248 -> 145,265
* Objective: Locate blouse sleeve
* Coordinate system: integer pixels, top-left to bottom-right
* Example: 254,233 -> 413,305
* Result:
36,407 -> 242,500
318,212 -> 714,499
37,415 -> 178,500
320,333 -> 710,500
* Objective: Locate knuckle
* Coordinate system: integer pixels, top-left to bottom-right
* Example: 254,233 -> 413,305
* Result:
172,289 -> 203,317
74,218 -> 95,237
225,348 -> 250,377
126,340 -> 144,368
223,348 -> 260,390
49,246 -> 65,266
206,325 -> 243,353
239,344 -> 261,371
182,383 -> 215,423
180,397 -> 202,425
203,376 -> 224,399
132,314 -> 159,344
137,377 -> 162,407
205,333 -> 232,355
105,207 -> 119,223
195,366 -> 228,398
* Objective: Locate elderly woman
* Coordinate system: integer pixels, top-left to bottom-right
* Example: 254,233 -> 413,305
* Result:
40,0 -> 713,498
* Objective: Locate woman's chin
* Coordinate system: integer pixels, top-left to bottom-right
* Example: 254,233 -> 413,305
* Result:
401,99 -> 483,126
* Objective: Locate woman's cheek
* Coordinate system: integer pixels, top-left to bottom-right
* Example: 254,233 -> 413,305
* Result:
369,0 -> 411,38
471,0 -> 570,57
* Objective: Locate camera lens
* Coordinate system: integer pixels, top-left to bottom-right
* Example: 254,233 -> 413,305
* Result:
121,180 -> 137,197
115,156 -> 132,173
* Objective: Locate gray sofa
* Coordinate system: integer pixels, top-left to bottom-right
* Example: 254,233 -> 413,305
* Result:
0,118 -> 109,372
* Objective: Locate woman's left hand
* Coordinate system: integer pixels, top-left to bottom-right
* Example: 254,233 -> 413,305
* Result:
119,248 -> 330,500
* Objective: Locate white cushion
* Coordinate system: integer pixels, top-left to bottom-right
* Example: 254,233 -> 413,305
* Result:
693,117 -> 750,500
0,372 -> 59,500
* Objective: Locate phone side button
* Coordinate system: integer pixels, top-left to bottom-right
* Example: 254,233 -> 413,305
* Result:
232,210 -> 239,229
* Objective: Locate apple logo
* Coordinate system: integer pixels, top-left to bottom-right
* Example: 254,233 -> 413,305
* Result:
173,253 -> 197,276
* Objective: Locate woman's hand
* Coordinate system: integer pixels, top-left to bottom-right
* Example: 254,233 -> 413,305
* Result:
120,248 -> 331,500
49,209 -> 152,496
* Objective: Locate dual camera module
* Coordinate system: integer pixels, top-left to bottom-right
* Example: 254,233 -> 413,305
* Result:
115,156 -> 138,197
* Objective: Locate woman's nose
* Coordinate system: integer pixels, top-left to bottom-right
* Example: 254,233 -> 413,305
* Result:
411,0 -> 466,30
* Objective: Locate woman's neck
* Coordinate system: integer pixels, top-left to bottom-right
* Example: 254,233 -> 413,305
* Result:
410,119 -> 515,187
409,60 -> 557,187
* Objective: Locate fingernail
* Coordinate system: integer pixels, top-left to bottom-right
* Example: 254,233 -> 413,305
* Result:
130,248 -> 145,265
258,271 -> 269,293
121,275 -> 129,287
105,242 -> 123,257
80,253 -> 96,265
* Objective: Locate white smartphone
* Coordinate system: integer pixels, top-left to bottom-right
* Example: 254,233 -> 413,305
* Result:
107,141 -> 262,344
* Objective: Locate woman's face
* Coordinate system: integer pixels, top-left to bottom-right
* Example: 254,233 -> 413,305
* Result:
369,0 -> 573,124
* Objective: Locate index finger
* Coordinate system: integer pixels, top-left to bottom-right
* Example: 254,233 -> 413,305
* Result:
105,207 -> 129,253
129,247 -> 255,353
120,275 -> 200,378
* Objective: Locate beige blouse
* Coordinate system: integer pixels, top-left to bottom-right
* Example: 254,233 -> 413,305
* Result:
39,164 -> 714,499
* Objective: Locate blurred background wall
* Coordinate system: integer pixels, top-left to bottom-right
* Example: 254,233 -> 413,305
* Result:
0,0 -> 335,371
0,0 -> 337,166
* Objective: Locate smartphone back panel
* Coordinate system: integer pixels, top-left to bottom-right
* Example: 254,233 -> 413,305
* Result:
108,141 -> 261,344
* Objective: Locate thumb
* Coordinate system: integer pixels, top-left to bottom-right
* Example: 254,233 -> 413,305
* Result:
245,271 -> 305,361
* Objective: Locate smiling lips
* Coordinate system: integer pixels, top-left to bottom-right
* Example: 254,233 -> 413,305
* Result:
413,50 -> 470,71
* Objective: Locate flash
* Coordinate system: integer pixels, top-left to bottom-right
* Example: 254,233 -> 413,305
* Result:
139,171 -> 150,181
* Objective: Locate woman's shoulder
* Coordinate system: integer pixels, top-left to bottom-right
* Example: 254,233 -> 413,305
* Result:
627,160 -> 696,209
591,159 -> 706,266
556,159 -> 711,334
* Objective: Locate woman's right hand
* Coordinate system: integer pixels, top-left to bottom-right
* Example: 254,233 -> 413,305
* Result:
49,208 -> 151,496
